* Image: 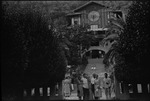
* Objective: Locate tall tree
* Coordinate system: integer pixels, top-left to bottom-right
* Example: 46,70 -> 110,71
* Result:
115,1 -> 150,82
1,2 -> 66,99
102,13 -> 126,71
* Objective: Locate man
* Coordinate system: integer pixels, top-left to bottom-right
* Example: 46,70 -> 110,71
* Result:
91,73 -> 96,99
81,73 -> 90,100
103,73 -> 111,99
76,75 -> 83,100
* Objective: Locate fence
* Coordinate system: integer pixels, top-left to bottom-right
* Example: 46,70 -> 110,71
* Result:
116,81 -> 150,100
23,83 -> 63,100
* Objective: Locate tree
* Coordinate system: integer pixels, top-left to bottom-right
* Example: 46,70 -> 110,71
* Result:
1,2 -> 66,99
115,1 -> 150,83
61,24 -> 93,67
102,12 -> 126,72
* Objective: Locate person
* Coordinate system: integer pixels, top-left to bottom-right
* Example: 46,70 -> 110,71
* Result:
55,83 -> 59,96
94,74 -> 102,100
62,76 -> 71,98
91,73 -> 96,99
76,75 -> 83,100
103,73 -> 111,99
81,73 -> 90,100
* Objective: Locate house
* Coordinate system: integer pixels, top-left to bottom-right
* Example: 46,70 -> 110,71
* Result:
66,1 -> 124,58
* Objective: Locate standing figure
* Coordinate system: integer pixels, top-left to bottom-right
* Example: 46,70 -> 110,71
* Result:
103,73 -> 111,99
94,74 -> 102,100
81,73 -> 90,100
91,73 -> 96,99
76,75 -> 83,100
62,76 -> 71,98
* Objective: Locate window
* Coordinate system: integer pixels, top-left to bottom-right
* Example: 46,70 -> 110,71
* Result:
109,12 -> 116,18
109,11 -> 122,19
72,17 -> 80,25
90,25 -> 98,30
91,40 -> 99,46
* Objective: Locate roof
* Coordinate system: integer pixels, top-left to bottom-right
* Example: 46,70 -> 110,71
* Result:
66,12 -> 81,16
73,1 -> 108,12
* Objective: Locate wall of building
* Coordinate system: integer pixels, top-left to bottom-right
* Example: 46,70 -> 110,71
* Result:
73,4 -> 109,28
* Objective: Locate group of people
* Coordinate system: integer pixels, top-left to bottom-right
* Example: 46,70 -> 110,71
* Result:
62,72 -> 112,100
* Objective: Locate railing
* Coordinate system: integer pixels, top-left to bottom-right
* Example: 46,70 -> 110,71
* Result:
23,84 -> 63,100
23,87 -> 51,97
116,82 -> 150,100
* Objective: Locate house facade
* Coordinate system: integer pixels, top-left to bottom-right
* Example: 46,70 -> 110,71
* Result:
66,1 -> 124,59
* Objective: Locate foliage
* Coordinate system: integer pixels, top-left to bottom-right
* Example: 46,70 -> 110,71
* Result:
102,13 -> 126,70
1,3 -> 66,98
115,1 -> 150,82
60,25 -> 93,67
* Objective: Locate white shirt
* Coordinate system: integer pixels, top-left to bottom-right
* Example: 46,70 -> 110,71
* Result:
82,77 -> 89,88
103,77 -> 111,88
91,77 -> 95,84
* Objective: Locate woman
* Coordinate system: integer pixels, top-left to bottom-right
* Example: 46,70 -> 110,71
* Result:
94,74 -> 102,100
76,75 -> 83,100
62,76 -> 71,98
81,73 -> 90,100
103,73 -> 111,99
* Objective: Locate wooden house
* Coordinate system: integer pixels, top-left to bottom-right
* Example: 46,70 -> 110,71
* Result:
66,1 -> 124,59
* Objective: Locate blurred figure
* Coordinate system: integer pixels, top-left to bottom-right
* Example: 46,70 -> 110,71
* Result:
91,73 -> 96,99
103,73 -> 111,99
62,76 -> 71,98
94,74 -> 102,100
81,73 -> 90,100
76,75 -> 83,100
55,83 -> 59,96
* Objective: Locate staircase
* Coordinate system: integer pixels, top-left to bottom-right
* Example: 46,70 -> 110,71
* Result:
84,58 -> 106,77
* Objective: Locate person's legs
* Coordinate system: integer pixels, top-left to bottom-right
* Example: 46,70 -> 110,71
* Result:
86,89 -> 90,100
91,84 -> 95,99
83,88 -> 89,100
105,88 -> 109,99
83,87 -> 86,100
79,96 -> 81,100
108,87 -> 111,99
95,97 -> 99,100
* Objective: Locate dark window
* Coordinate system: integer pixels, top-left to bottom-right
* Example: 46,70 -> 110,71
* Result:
97,31 -> 105,35
74,20 -> 78,25
91,41 -> 99,46
116,11 -> 122,18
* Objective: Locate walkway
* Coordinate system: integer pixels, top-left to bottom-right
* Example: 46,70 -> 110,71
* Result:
64,58 -> 116,100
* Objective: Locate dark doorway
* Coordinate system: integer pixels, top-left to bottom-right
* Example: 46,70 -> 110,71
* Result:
92,50 -> 99,58
91,50 -> 105,59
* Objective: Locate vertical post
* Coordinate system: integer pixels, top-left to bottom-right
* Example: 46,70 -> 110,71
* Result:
113,68 -> 116,99
79,16 -> 81,25
72,18 -> 74,26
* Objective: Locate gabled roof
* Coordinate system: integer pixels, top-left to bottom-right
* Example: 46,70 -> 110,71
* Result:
66,12 -> 81,16
73,1 -> 109,12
